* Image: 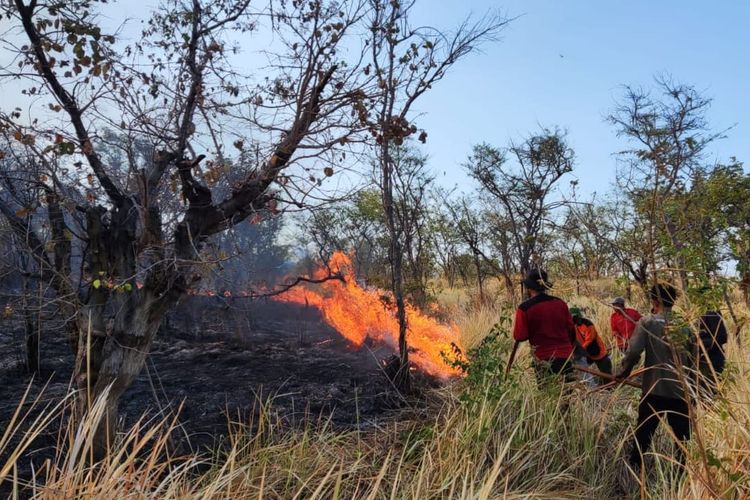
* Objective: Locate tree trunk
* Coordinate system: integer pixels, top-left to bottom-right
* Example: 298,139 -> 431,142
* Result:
444,261 -> 456,288
624,266 -> 633,302
502,273 -> 515,305
381,145 -> 410,392
473,252 -> 485,303
21,275 -> 40,374
75,290 -> 177,456
742,276 -> 750,309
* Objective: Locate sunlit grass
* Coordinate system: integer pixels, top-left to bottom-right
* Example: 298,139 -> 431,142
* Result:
2,283 -> 749,498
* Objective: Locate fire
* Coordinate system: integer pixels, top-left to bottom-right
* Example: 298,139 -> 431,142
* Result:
273,251 -> 463,378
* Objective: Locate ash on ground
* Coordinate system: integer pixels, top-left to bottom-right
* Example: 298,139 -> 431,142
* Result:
0,296 -> 423,460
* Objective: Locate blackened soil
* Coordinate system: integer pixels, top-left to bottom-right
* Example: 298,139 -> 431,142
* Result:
0,296 -> 402,479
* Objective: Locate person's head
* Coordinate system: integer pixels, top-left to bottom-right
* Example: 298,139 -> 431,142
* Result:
648,283 -> 679,311
569,306 -> 584,323
611,296 -> 626,313
522,269 -> 552,296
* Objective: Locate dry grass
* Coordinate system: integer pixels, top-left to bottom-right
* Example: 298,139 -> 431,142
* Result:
2,283 -> 749,498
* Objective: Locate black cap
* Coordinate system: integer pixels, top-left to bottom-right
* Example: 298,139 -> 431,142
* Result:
522,269 -> 552,292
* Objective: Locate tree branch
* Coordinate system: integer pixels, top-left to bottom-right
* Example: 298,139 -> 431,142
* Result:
14,0 -> 124,204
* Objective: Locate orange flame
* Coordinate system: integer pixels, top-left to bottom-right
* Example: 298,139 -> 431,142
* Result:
274,251 -> 463,378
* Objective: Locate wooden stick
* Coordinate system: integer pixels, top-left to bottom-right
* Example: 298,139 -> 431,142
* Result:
587,367 -> 648,394
587,380 -> 618,394
505,341 -> 520,379
573,365 -> 641,388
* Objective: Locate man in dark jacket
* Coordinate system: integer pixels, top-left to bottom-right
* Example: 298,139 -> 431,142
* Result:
693,310 -> 728,393
513,269 -> 576,384
615,283 -> 691,471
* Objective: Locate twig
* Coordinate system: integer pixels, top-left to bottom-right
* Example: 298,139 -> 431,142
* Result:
504,341 -> 519,379
573,365 -> 640,388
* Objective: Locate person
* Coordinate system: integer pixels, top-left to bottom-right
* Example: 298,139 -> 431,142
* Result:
692,309 -> 728,393
610,297 -> 642,353
513,269 -> 576,384
615,283 -> 691,472
570,307 -> 613,383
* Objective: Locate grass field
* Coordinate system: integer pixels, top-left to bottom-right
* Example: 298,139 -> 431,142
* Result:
2,283 -> 748,498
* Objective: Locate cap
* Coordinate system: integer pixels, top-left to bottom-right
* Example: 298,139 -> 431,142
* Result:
611,297 -> 625,307
522,269 -> 552,292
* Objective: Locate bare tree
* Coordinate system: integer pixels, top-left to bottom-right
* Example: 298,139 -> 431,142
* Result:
359,0 -> 509,390
466,128 -> 574,294
425,190 -> 462,289
391,142 -> 434,307
608,77 -> 727,290
0,0 -> 368,452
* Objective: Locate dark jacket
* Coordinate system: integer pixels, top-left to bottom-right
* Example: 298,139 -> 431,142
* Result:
695,310 -> 728,374
513,293 -> 575,360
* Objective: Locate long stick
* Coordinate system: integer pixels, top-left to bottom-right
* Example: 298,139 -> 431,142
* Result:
573,365 -> 640,388
586,367 -> 647,394
505,341 -> 520,379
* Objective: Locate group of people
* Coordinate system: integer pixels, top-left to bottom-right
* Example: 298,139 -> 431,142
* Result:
511,268 -> 729,474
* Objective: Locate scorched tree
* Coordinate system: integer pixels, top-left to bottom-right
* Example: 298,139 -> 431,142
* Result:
0,0 -> 368,453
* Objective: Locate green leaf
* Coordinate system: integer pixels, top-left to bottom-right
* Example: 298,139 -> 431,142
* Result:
92,279 -> 101,289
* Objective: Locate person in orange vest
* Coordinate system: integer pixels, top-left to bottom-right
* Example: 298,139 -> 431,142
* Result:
609,297 -> 641,353
570,307 -> 612,383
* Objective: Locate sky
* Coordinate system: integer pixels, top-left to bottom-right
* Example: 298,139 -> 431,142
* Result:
407,0 -> 750,197
2,1 -> 748,200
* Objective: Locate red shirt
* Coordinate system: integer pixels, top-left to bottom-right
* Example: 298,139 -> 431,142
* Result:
513,294 -> 575,360
609,308 -> 642,349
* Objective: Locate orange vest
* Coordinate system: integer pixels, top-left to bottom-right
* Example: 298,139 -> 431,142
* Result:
575,322 -> 608,361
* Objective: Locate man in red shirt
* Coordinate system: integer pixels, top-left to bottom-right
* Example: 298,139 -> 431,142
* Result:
513,269 -> 576,383
609,297 -> 642,353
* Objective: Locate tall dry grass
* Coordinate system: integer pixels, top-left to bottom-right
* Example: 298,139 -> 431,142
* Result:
2,283 -> 749,498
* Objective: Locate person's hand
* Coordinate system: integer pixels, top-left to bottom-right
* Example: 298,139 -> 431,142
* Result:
614,366 -> 632,380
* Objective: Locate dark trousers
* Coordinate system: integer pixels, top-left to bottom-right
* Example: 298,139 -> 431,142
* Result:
590,355 -> 612,384
629,394 -> 691,467
694,352 -> 726,395
592,355 -> 612,375
534,357 -> 574,386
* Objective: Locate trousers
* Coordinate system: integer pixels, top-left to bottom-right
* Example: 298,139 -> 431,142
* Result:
629,394 -> 691,467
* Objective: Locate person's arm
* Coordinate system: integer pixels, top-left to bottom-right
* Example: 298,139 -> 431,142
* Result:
513,308 -> 528,342
615,319 -> 647,378
634,310 -> 642,322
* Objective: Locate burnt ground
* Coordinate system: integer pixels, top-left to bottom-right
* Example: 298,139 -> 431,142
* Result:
0,296 -> 408,478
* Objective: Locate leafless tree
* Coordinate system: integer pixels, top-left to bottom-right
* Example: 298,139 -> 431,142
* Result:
0,0 -> 369,452
607,76 -> 727,290
465,128 -> 574,294
359,0 -> 509,389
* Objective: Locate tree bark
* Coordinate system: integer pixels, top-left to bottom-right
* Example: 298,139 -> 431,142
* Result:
472,251 -> 485,303
22,276 -> 39,374
381,144 -> 410,392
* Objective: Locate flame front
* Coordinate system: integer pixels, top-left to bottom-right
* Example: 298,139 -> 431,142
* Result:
274,251 -> 463,378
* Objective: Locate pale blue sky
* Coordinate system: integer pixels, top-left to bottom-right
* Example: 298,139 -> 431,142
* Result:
3,1 -> 747,199
409,1 -> 750,196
